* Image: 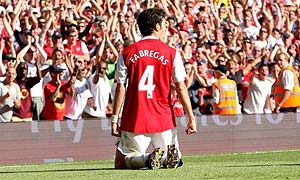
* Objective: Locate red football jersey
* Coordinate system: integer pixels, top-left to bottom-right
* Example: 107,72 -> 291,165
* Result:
120,39 -> 177,133
64,41 -> 85,56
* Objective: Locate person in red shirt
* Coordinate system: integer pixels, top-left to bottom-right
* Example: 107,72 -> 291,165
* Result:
43,31 -> 63,59
111,8 -> 197,170
12,62 -> 41,121
43,65 -> 75,120
64,29 -> 90,60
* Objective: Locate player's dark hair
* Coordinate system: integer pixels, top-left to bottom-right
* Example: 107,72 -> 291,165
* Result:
137,8 -> 166,36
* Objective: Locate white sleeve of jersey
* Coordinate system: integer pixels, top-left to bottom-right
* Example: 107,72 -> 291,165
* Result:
115,54 -> 128,84
173,50 -> 187,82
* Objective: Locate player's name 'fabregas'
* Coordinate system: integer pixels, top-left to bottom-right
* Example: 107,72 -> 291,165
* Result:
129,50 -> 169,65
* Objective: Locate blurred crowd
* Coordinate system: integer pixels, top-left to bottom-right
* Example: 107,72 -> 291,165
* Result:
0,0 -> 300,122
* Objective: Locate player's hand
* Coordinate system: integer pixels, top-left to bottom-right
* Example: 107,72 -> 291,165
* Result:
185,119 -> 197,135
111,122 -> 121,137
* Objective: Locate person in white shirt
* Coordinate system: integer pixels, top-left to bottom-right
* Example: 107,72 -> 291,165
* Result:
0,67 -> 21,122
242,17 -> 259,39
254,27 -> 269,49
64,62 -> 96,120
268,28 -> 284,50
243,63 -> 274,114
83,60 -> 111,118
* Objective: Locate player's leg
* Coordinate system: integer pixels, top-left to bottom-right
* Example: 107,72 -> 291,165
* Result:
114,148 -> 127,169
170,128 -> 183,165
145,146 -> 164,170
151,128 -> 182,168
151,129 -> 173,166
167,128 -> 184,168
115,131 -> 152,169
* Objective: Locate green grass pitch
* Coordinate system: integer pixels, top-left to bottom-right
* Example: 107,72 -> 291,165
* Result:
0,150 -> 299,180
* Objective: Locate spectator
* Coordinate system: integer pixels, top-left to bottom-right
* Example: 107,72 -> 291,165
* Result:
268,62 -> 281,84
50,48 -> 72,81
0,83 -> 11,121
227,52 -> 261,106
0,34 -> 17,78
226,59 -> 244,105
64,29 -> 90,60
195,58 -> 215,87
0,66 -> 21,122
184,61 -> 203,115
272,52 -> 300,113
281,33 -> 293,51
212,65 -> 240,114
255,27 -> 269,49
96,32 -> 119,85
242,16 -> 259,39
268,27 -> 284,50
43,65 -> 75,120
64,63 -> 96,120
16,34 -> 48,121
76,18 -> 94,41
43,30 -> 63,59
184,2 -> 197,32
12,62 -> 41,121
83,60 -> 111,118
188,58 -> 214,116
243,62 -> 273,114
232,1 -> 244,25
241,38 -> 253,56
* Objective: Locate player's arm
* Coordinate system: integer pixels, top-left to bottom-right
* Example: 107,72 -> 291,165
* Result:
111,83 -> 125,136
173,50 -> 197,134
174,81 -> 197,134
111,54 -> 127,137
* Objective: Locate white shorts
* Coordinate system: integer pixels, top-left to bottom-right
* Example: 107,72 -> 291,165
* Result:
117,128 -> 181,160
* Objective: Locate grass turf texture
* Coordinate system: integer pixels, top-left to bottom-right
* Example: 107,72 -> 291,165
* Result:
0,151 -> 299,180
